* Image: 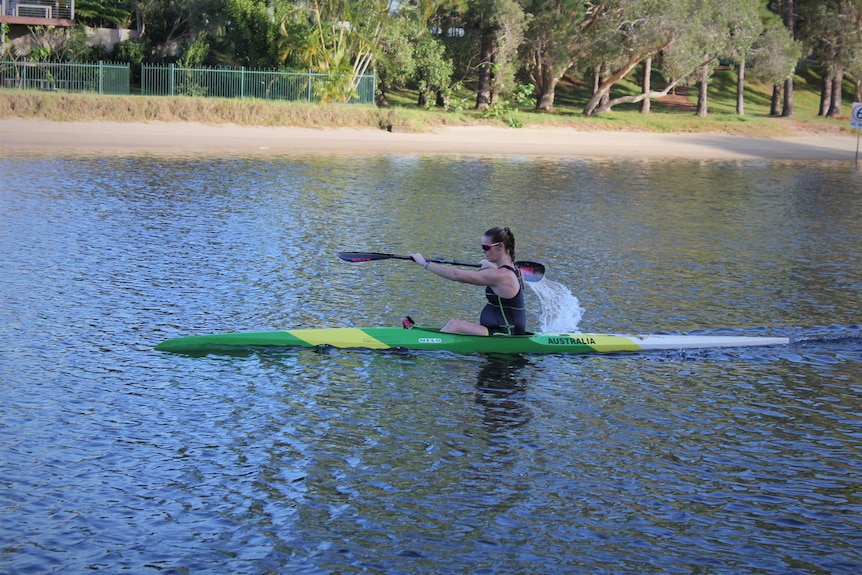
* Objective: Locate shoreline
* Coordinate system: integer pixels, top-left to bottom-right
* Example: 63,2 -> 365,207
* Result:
0,118 -> 857,161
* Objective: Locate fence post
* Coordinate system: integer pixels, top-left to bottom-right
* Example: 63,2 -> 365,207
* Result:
241,66 -> 245,99
169,63 -> 175,96
98,61 -> 104,94
307,69 -> 312,103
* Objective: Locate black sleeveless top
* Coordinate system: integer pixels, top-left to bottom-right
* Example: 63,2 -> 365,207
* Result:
479,265 -> 526,335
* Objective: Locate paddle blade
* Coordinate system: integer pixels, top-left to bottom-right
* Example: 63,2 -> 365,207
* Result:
516,261 -> 545,282
337,252 -> 396,263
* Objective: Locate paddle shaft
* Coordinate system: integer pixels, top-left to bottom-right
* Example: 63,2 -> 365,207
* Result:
386,254 -> 481,267
336,252 -> 545,282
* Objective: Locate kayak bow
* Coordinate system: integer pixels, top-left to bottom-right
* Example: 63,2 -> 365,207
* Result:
154,325 -> 790,355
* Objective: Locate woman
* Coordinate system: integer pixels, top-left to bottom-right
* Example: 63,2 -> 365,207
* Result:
411,226 -> 526,336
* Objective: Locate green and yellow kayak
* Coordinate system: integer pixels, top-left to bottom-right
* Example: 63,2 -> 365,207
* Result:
154,325 -> 789,355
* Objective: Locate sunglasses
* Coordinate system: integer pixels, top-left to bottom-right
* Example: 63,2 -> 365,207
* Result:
481,242 -> 502,251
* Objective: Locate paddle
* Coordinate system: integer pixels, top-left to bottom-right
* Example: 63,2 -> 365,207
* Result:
337,251 -> 545,282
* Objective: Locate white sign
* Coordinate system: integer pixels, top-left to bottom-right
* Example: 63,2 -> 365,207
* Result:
852,102 -> 862,129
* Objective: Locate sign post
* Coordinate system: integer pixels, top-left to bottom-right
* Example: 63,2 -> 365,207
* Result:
852,102 -> 862,167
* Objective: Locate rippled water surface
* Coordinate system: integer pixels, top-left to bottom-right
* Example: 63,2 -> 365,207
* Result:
2,153 -> 861,574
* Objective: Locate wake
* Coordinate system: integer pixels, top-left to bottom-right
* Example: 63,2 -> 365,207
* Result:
527,278 -> 585,333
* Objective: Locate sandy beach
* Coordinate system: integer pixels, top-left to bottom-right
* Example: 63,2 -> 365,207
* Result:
0,118 -> 858,161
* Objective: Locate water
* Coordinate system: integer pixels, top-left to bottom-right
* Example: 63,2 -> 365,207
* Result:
1,153 -> 861,574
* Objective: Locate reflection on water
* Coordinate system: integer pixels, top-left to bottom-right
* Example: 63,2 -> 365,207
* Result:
1,154 -> 860,574
475,354 -> 532,435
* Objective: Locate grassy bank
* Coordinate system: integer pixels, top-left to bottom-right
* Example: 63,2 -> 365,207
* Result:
0,69 -> 856,138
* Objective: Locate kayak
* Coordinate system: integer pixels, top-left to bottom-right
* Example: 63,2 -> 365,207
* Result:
154,325 -> 790,355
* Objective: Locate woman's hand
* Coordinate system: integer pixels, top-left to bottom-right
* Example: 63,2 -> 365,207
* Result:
479,259 -> 497,270
410,253 -> 427,267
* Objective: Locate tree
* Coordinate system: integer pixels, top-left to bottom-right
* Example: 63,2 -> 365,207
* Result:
521,0 -> 587,112
634,0 -> 760,118
383,1 -> 461,107
371,12 -> 453,108
126,0 -> 222,61
691,0 -> 761,117
756,4 -> 798,116
747,19 -> 803,91
127,0 -> 156,38
724,0 -> 768,116
640,56 -> 652,114
414,34 -> 454,107
279,0 -> 396,102
582,0 -> 721,116
769,0 -> 796,117
579,0 -> 762,117
468,0 -> 529,109
852,40 -> 862,102
210,0 -> 283,68
798,0 -> 862,118
74,0 -> 131,28
421,0 -> 470,107
373,16 -> 419,106
19,25 -> 91,62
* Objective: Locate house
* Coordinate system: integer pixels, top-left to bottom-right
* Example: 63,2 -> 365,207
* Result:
1,0 -> 75,56
1,0 -> 75,29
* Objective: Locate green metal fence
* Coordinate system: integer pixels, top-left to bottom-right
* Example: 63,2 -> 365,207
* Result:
141,64 -> 375,104
0,60 -> 376,104
0,61 -> 130,95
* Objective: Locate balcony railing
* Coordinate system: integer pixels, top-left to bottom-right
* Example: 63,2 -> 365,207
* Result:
0,0 -> 75,25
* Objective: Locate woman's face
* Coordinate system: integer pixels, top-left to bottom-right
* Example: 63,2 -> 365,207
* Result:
481,235 -> 503,261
